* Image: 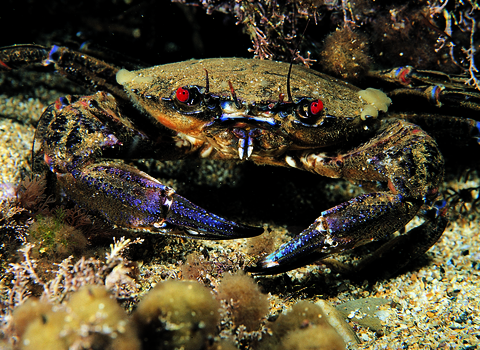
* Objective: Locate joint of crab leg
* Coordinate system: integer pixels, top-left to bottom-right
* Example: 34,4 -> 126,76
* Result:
431,198 -> 448,218
394,66 -> 413,85
425,85 -> 444,107
473,121 -> 480,144
165,193 -> 263,239
43,45 -> 61,66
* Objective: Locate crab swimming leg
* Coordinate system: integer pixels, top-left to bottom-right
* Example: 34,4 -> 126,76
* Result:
35,92 -> 262,239
249,119 -> 448,274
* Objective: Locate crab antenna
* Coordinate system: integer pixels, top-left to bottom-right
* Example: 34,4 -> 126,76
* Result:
228,81 -> 242,109
286,17 -> 310,102
203,68 -> 209,94
286,58 -> 293,102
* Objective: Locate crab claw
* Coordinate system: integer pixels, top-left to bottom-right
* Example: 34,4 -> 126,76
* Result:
55,161 -> 262,240
164,193 -> 263,239
247,222 -> 339,275
248,190 -> 448,275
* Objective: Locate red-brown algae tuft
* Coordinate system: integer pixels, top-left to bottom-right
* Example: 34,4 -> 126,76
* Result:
246,227 -> 276,257
217,271 -> 270,332
181,251 -> 215,283
320,27 -> 371,81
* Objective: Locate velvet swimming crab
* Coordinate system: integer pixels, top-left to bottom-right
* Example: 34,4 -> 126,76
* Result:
1,44 -> 479,275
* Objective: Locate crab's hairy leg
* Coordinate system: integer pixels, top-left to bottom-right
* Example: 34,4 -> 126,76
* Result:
394,113 -> 480,147
0,44 -> 49,70
249,120 -> 446,274
0,44 -> 128,101
36,92 -> 262,239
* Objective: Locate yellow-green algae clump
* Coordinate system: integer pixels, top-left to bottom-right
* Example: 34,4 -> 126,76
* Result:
132,279 -> 220,350
257,301 -> 346,350
27,209 -> 88,260
13,285 -> 140,350
10,272 -> 350,350
12,280 -> 220,350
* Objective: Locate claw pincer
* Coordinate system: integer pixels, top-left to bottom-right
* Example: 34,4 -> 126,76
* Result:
58,163 -> 261,239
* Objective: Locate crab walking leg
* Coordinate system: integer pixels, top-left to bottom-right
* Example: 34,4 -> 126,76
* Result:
35,93 -> 262,239
249,120 -> 447,274
0,44 -> 131,101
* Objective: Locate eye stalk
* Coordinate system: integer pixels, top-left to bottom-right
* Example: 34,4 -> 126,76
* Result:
295,98 -> 324,124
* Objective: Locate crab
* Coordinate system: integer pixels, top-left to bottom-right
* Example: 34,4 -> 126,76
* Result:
1,44 -> 479,275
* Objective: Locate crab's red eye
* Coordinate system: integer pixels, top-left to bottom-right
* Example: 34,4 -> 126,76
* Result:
310,100 -> 323,115
176,87 -> 190,103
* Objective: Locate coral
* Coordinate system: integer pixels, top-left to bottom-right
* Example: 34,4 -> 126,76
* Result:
280,324 -> 346,350
175,0 -> 321,64
181,1 -> 479,91
132,280 -> 220,350
320,26 -> 371,81
257,301 -> 346,350
16,302 -> 72,350
217,271 -> 269,332
67,285 -> 140,350
12,285 -> 141,350
1,238 -> 355,350
11,298 -> 52,339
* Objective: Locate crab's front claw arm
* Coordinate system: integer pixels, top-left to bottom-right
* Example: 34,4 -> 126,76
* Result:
248,193 -> 419,275
248,193 -> 448,275
58,162 -> 263,240
249,120 -> 447,275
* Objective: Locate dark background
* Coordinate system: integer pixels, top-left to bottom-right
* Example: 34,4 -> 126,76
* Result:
0,1 -> 251,65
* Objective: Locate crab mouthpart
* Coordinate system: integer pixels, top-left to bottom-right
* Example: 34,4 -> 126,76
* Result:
216,114 -> 279,160
231,127 -> 256,160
